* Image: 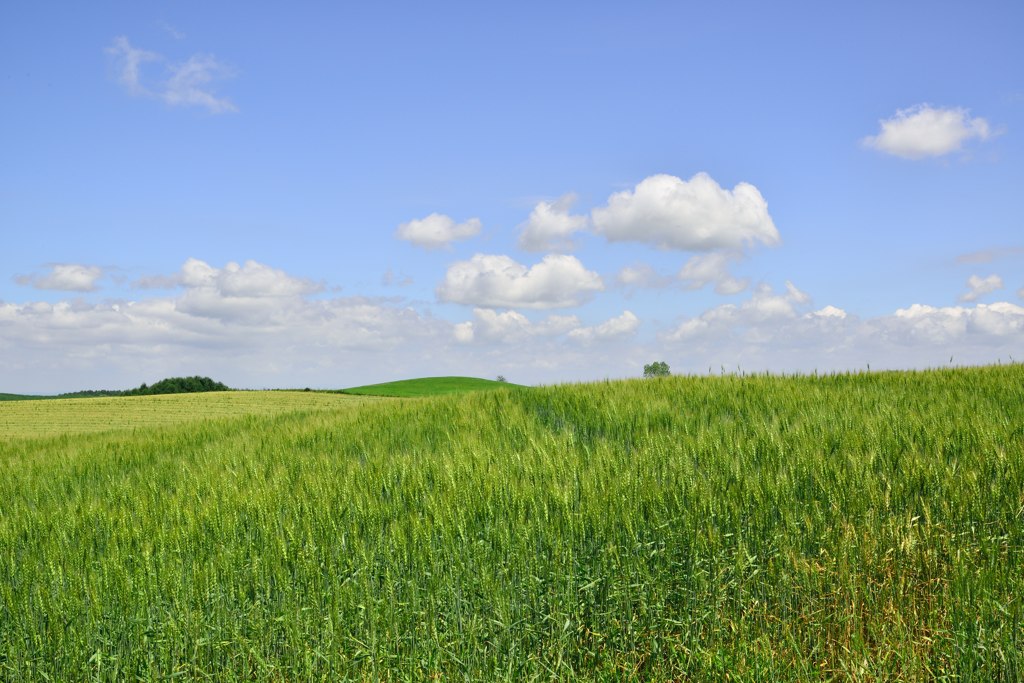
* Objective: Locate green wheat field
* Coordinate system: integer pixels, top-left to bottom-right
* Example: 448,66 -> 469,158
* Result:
1,366 -> 1022,680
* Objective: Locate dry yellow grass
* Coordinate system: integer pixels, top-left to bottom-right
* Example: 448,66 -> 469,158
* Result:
0,390 -> 376,439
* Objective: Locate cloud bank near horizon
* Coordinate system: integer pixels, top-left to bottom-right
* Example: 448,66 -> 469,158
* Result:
2,257 -> 1022,394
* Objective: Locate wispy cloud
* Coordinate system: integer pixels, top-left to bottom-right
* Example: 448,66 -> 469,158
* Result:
106,36 -> 238,114
15,264 -> 104,292
955,246 -> 1024,265
162,54 -> 237,113
106,36 -> 160,95
615,263 -> 673,290
160,22 -> 186,41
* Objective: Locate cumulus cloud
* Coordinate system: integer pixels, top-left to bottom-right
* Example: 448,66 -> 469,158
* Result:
452,321 -> 475,343
452,308 -> 635,346
891,302 -> 1024,343
396,213 -> 482,249
468,309 -> 579,342
809,305 -> 847,319
590,173 -> 780,251
568,311 -> 639,343
133,258 -> 321,298
862,104 -> 993,159
517,193 -> 588,252
106,36 -> 237,114
15,264 -> 104,292
437,254 -> 603,309
663,281 -> 814,343
677,251 -> 748,294
182,258 -> 320,297
959,274 -> 1003,302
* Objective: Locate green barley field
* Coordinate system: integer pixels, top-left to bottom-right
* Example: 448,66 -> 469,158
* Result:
1,366 -> 1022,680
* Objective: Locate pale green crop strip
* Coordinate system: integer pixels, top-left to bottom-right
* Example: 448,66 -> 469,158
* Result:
0,390 -> 375,440
0,366 -> 1021,680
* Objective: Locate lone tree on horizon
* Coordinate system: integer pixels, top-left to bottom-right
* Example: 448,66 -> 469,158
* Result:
643,361 -> 670,378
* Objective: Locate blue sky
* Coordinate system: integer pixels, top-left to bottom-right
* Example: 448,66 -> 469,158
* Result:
2,1 -> 1022,392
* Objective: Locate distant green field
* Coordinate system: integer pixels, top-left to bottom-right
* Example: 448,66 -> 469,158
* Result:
0,390 -> 375,439
340,375 -> 521,397
1,365 -> 1022,680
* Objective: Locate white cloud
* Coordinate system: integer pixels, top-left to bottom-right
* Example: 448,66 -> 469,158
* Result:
437,254 -> 603,309
453,308 -> 635,346
106,37 -> 237,114
959,274 -> 1003,302
890,302 -> 1024,343
452,321 -> 474,343
470,309 -> 541,342
677,251 -> 748,294
396,213 -> 482,249
616,263 -> 672,289
663,281 -> 813,343
454,309 -> 580,344
211,259 -> 321,297
862,104 -> 992,159
591,173 -> 780,251
15,264 -> 104,292
136,258 -> 321,298
517,193 -> 588,252
808,305 -> 847,319
162,54 -> 238,114
568,311 -> 640,342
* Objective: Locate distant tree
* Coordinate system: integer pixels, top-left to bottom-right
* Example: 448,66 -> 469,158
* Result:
643,361 -> 670,378
126,376 -> 231,396
496,375 -> 507,383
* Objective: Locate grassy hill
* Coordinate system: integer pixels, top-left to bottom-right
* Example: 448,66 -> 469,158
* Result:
1,365 -> 1022,679
339,375 -> 521,397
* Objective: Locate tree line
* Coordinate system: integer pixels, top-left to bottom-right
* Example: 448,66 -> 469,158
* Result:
59,376 -> 231,398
